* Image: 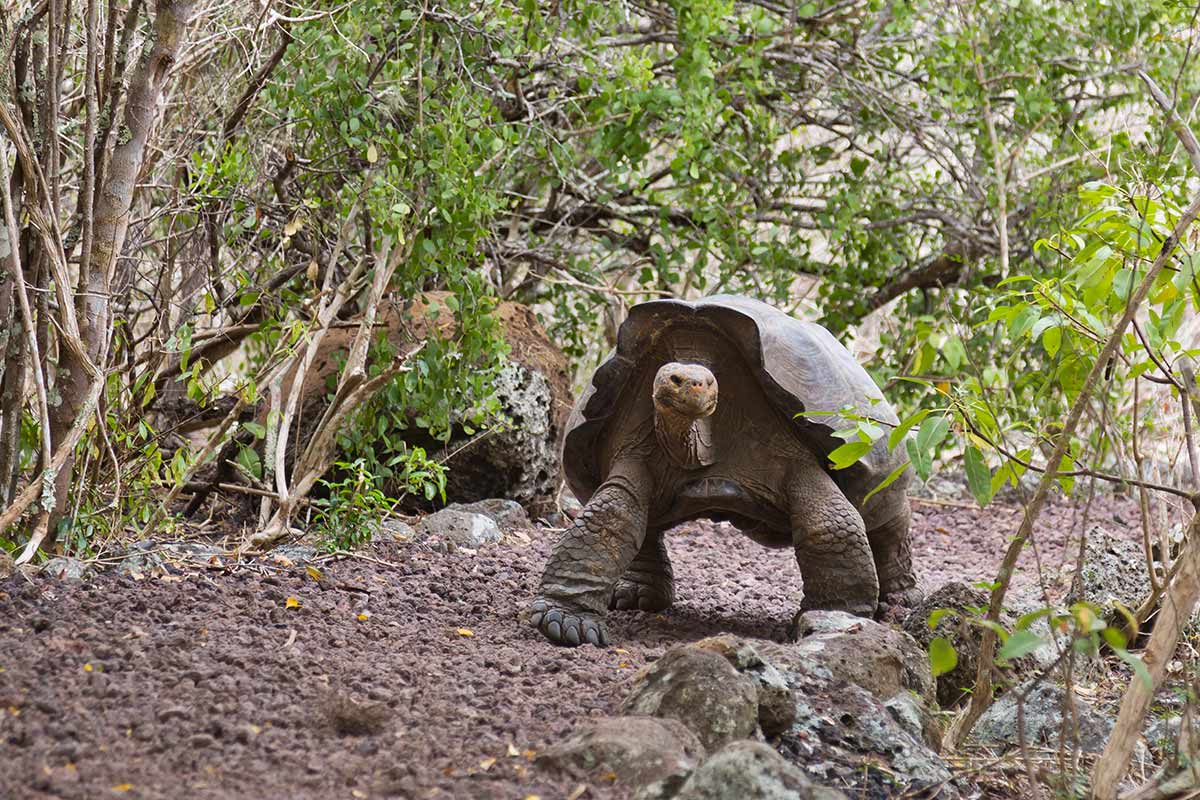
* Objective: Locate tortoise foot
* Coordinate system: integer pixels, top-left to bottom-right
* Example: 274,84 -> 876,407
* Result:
876,587 -> 924,623
882,586 -> 924,608
798,583 -> 877,618
609,578 -> 674,612
529,597 -> 609,647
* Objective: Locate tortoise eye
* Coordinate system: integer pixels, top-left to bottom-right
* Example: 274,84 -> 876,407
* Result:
670,375 -> 683,386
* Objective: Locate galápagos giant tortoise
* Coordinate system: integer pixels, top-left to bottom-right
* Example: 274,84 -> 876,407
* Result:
529,295 -> 920,647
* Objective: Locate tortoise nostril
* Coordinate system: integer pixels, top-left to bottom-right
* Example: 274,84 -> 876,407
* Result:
670,375 -> 683,386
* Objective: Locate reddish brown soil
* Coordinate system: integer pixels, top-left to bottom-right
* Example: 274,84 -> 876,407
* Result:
0,492 -> 1140,799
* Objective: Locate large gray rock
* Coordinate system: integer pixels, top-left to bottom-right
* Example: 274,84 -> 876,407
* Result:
622,645 -> 760,752
414,509 -> 501,548
752,640 -> 965,797
971,680 -> 1145,760
443,498 -> 530,531
662,740 -> 848,800
441,360 -> 559,514
1145,713 -> 1200,759
1069,525 -> 1150,612
42,557 -> 90,581
902,582 -> 990,708
791,610 -> 935,705
537,716 -> 705,787
693,635 -> 796,737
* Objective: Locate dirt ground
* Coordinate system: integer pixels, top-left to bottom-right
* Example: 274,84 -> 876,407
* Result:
0,491 -> 1145,800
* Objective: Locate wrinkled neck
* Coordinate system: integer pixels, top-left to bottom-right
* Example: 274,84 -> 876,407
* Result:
654,406 -> 715,470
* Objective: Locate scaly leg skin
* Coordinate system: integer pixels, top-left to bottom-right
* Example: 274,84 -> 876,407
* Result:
529,460 -> 651,647
610,529 -> 674,612
789,463 -> 879,617
867,498 -> 923,611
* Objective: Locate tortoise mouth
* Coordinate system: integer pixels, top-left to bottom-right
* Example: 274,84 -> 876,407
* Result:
653,390 -> 717,419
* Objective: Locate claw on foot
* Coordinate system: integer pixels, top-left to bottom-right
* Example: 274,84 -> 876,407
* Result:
529,597 -> 609,647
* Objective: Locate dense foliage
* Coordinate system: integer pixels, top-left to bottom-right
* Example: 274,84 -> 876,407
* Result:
1,0 -> 1199,556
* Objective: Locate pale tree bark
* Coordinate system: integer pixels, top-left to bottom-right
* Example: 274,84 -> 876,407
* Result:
1087,71 -> 1200,798
1090,512 -> 1200,799
43,0 -> 198,549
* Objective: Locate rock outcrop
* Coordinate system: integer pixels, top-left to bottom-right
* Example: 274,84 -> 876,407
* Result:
545,631 -> 972,799
536,716 -> 705,788
902,582 -> 990,708
621,646 -> 760,753
278,294 -> 572,516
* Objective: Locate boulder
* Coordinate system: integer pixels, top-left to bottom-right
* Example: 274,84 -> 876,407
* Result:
280,295 -> 573,517
117,540 -> 165,576
884,691 -> 942,751
377,519 -> 418,544
1068,525 -> 1150,616
901,582 -> 989,708
971,680 -> 1145,760
1145,713 -> 1200,759
442,499 -> 530,531
658,740 -> 848,800
537,716 -> 705,788
693,635 -> 796,737
750,639 -> 965,797
41,557 -> 89,581
414,509 -> 501,549
621,645 -> 760,752
790,610 -> 935,705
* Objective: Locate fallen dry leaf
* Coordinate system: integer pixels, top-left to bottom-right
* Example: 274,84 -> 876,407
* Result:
305,565 -> 325,582
83,663 -> 93,673
506,742 -> 520,757
456,628 -> 474,637
285,597 -> 302,609
567,785 -> 588,800
111,784 -> 133,792
523,749 -> 537,760
351,790 -> 367,799
356,611 -> 371,621
479,757 -> 496,771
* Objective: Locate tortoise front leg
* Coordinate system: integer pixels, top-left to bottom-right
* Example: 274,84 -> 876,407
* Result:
610,528 -> 674,612
788,462 -> 879,617
530,460 -> 651,646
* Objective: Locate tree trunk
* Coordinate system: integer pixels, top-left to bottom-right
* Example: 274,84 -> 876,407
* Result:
45,1 -> 198,545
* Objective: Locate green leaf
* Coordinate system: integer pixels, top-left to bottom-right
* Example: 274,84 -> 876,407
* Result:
929,637 -> 958,677
916,415 -> 950,453
997,629 -> 1043,662
1042,326 -> 1062,358
242,422 -> 266,439
943,336 -> 966,370
863,460 -> 912,504
888,409 -> 931,451
963,446 -> 993,507
828,440 -> 872,470
927,608 -> 957,630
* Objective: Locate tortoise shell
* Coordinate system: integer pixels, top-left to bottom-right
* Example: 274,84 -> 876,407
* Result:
562,295 -> 910,523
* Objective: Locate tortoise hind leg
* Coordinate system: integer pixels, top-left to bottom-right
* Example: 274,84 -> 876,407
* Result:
867,498 -> 922,608
610,529 -> 674,612
787,459 -> 879,617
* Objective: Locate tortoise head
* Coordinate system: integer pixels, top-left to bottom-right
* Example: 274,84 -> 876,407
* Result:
652,362 -> 717,420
